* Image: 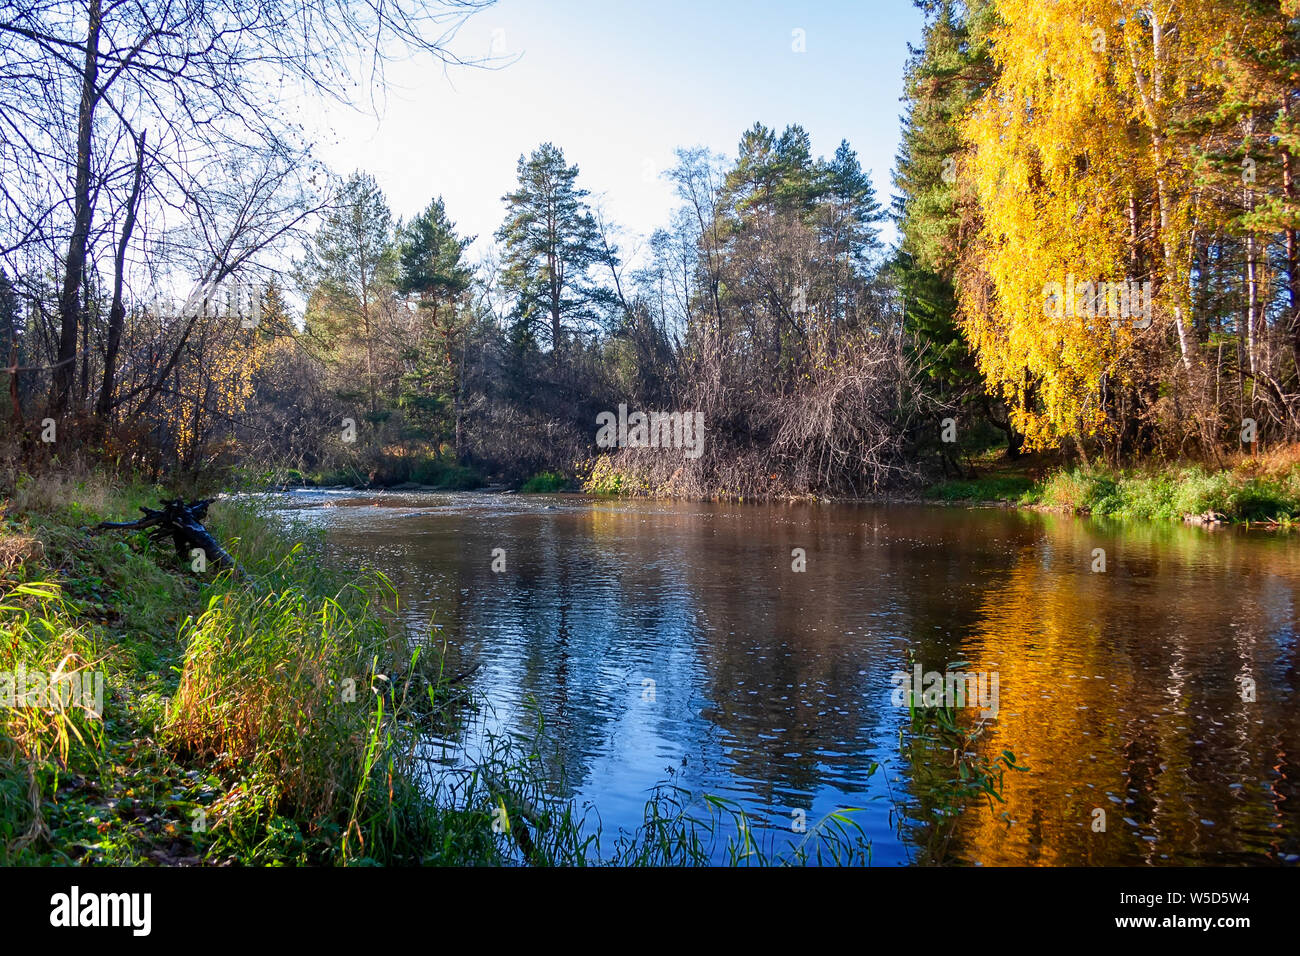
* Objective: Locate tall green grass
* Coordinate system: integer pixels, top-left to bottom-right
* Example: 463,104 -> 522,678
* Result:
417,713 -> 880,866
519,471 -> 569,493
929,459 -> 1300,525
925,475 -> 1036,502
1034,464 -> 1300,523
0,579 -> 108,863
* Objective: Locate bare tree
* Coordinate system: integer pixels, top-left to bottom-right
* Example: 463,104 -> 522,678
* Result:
0,0 -> 495,415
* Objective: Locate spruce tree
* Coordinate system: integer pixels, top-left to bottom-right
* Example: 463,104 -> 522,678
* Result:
892,0 -> 1005,449
299,171 -> 397,420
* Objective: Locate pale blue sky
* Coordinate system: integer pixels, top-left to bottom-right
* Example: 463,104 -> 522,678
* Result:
304,0 -> 925,262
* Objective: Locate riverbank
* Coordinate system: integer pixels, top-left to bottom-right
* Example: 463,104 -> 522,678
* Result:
0,471 -> 514,865
925,449 -> 1300,527
11,462 -> 1283,866
578,446 -> 1300,527
249,455 -> 486,493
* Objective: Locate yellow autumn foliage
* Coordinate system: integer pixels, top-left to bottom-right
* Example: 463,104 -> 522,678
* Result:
960,0 -> 1276,449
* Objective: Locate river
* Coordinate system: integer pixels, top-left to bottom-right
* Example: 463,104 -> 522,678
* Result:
280,489 -> 1299,865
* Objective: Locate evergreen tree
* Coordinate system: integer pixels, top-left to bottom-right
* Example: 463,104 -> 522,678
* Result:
891,0 -> 1005,448
723,122 -> 781,220
398,196 -> 474,319
0,269 -> 19,421
724,122 -> 830,223
397,196 -> 475,454
257,278 -> 293,336
299,171 -> 397,420
0,268 -> 18,362
822,140 -> 886,270
495,144 -> 607,363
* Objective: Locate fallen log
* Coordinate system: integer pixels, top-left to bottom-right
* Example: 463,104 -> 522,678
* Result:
92,498 -> 239,573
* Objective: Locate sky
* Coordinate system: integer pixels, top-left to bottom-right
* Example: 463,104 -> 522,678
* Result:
303,0 -> 926,264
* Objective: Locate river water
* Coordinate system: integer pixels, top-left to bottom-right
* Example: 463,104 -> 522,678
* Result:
282,489 -> 1299,865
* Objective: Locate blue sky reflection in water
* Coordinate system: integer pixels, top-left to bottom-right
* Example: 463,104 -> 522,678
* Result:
282,490 -> 1300,865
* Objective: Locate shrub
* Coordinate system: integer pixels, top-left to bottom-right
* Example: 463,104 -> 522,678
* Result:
1036,467 -> 1117,513
520,471 -> 568,493
926,475 -> 1035,502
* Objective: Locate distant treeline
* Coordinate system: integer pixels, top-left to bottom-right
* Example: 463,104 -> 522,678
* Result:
2,0 -> 1297,496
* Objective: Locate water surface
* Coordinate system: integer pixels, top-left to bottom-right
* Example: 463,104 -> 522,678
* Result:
282,490 -> 1299,865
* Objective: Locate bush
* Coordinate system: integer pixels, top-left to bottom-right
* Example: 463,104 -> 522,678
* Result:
926,475 -> 1035,502
165,564 -> 400,824
408,457 -> 483,490
1168,468 -> 1235,518
582,457 -> 641,496
1035,467 -> 1117,513
519,471 -> 569,493
1034,462 -> 1300,523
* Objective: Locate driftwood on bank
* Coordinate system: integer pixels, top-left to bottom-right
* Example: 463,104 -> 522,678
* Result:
92,498 -> 239,573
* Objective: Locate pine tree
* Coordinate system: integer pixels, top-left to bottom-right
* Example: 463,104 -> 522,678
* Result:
398,196 -> 474,320
397,196 -> 475,454
723,122 -> 832,224
299,171 -> 397,421
822,140 -> 886,270
257,278 -> 292,336
0,268 -> 18,362
495,144 -> 607,363
0,269 -> 19,422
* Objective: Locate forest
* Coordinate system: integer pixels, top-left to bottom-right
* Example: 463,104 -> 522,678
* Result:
2,0 -> 1294,502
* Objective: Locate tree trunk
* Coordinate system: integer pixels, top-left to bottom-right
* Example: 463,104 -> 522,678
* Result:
1127,8 -> 1194,374
1283,96 -> 1300,412
52,0 -> 102,415
1244,115 -> 1259,397
97,130 -> 147,421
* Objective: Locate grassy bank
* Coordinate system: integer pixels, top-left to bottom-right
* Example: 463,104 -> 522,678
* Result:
0,471 -> 509,864
582,444 -> 1300,525
926,451 -> 1300,526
